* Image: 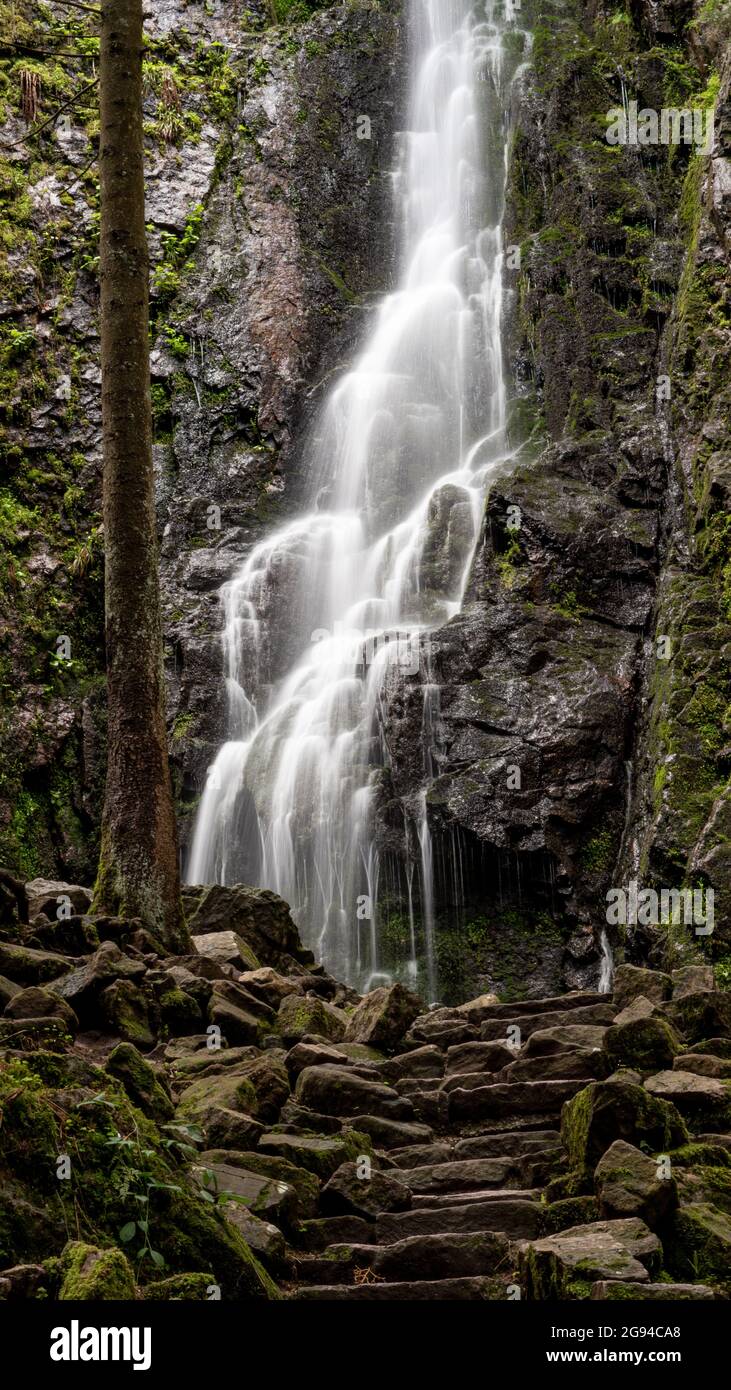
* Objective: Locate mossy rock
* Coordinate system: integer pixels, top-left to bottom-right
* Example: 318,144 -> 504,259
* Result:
663,1202 -> 731,1287
602,1017 -> 679,1073
594,1139 -> 678,1228
665,992 -> 731,1047
669,1142 -> 731,1170
276,992 -> 346,1043
200,1148 -> 320,1218
57,1241 -> 136,1300
158,988 -> 203,1035
105,1042 -> 174,1123
544,1167 -> 595,1202
542,1195 -> 600,1234
99,979 -> 156,1050
176,1069 -> 257,1124
0,1055 -> 277,1298
675,1164 -> 731,1218
141,1272 -> 215,1300
561,1079 -> 688,1170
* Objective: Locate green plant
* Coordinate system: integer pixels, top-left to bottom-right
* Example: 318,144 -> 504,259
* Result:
106,1123 -> 184,1276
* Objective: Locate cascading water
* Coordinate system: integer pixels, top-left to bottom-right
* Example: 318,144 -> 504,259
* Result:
187,0 -> 531,997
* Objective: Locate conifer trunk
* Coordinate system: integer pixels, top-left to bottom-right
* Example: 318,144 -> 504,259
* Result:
94,0 -> 188,951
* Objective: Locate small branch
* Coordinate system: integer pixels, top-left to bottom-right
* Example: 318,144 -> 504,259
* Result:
67,146 -> 98,191
5,76 -> 99,148
0,43 -> 98,58
51,0 -> 101,13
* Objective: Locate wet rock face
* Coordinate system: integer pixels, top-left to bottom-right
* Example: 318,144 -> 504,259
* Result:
364,0 -> 731,996
0,0 -> 402,882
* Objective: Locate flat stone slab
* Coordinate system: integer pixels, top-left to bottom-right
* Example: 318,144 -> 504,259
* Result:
449,1078 -> 585,1122
372,1229 -> 508,1281
344,1115 -> 433,1148
445,1041 -> 515,1075
453,1130 -> 560,1160
292,1276 -> 507,1300
478,993 -> 611,1019
377,1196 -> 543,1242
295,1064 -> 414,1121
645,1069 -> 730,1118
591,1281 -> 720,1300
396,1157 -> 515,1194
523,1025 -> 608,1057
257,1132 -> 353,1179
481,1004 -> 616,1043
517,1218 -> 661,1296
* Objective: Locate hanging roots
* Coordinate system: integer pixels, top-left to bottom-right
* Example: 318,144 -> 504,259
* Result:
160,70 -> 181,112
156,69 -> 183,143
19,69 -> 41,124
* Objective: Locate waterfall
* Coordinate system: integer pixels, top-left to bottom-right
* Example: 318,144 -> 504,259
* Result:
187,0 -> 531,996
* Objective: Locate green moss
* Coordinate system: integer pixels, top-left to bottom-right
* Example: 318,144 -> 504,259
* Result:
0,1054 -> 276,1297
580,828 -> 616,875
142,1271 -> 214,1299
105,1042 -> 174,1123
664,1203 -> 731,1286
561,1080 -> 688,1171
58,1241 -> 137,1300
495,532 -> 523,589
603,1017 -> 679,1072
542,1195 -> 600,1234
561,1085 -> 595,1171
172,712 -> 196,741
176,1071 -> 258,1123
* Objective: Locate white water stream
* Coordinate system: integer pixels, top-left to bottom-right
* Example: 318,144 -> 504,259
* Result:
187,0 -> 531,995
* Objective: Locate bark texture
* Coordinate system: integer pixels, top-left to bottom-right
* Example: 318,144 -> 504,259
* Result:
94,0 -> 187,950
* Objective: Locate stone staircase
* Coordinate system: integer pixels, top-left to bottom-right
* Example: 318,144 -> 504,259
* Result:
285,991 -> 615,1300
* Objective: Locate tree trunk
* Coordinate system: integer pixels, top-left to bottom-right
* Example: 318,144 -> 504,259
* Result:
93,0 -> 188,951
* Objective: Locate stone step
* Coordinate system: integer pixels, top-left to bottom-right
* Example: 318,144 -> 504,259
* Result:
591,1281 -> 721,1301
389,1143 -> 454,1168
477,992 -> 610,1020
497,1050 -> 605,1084
453,1129 -> 560,1160
394,1076 -> 443,1097
295,1065 -> 415,1120
371,1229 -> 509,1281
444,1042 -> 516,1076
480,1003 -> 615,1044
372,1046 -> 444,1083
376,1195 -> 543,1241
345,1115 -> 434,1148
411,1187 -> 539,1208
292,1276 -> 507,1300
523,1024 -> 608,1058
448,1078 -> 585,1123
396,1156 -> 518,1194
296,1216 -> 372,1252
295,1231 -> 513,1284
293,1244 -> 379,1285
441,1070 -> 511,1097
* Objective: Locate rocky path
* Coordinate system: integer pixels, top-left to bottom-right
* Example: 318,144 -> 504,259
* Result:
1,880 -> 730,1301
284,992 -> 602,1300
180,951 -> 730,1302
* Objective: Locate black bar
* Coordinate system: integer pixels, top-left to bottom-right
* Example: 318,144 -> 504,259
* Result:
1,1297 -> 721,1377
